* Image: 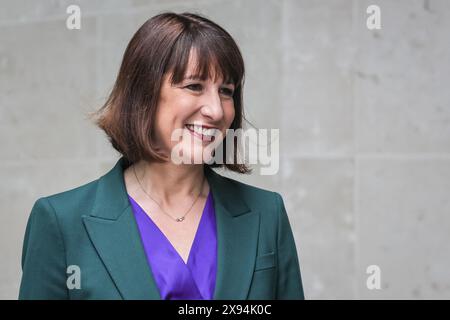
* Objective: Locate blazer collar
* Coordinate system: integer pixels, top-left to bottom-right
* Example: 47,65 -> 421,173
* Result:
82,157 -> 260,299
89,156 -> 250,220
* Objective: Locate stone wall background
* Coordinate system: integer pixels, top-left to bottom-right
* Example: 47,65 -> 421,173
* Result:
1,0 -> 449,299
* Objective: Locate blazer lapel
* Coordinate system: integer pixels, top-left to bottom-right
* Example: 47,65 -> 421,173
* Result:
82,157 -> 160,299
204,166 -> 260,300
83,157 -> 260,300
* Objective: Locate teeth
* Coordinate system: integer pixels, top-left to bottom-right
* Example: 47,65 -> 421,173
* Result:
186,124 -> 216,136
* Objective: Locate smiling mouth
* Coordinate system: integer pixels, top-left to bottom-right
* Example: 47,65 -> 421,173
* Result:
185,124 -> 217,142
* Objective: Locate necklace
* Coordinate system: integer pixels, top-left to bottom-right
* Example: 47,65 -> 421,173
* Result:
132,164 -> 205,222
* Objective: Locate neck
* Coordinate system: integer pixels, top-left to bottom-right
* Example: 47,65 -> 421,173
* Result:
131,160 -> 206,205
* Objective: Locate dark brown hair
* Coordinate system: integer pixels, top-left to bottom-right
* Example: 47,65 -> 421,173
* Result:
89,11 -> 251,173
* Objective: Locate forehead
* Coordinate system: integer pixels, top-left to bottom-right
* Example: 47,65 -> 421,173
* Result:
168,48 -> 234,85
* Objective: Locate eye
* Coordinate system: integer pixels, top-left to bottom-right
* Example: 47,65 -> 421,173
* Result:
220,87 -> 235,97
185,84 -> 203,92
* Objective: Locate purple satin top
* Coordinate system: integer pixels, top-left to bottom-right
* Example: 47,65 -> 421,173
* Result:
128,191 -> 217,300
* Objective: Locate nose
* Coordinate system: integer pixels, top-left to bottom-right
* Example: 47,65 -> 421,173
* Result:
199,87 -> 225,121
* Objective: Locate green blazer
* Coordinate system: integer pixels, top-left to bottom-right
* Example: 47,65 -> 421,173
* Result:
19,157 -> 304,300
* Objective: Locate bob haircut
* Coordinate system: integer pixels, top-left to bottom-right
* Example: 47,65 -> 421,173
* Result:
90,12 -> 251,174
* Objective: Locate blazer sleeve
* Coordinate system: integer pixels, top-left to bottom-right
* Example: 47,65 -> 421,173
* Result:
274,192 -> 305,300
19,197 -> 69,299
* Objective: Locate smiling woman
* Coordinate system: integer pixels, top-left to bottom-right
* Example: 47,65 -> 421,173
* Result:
152,50 -> 237,166
18,11 -> 305,300
92,12 -> 247,173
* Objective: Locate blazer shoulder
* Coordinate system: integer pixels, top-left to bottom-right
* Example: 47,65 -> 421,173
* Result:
214,170 -> 275,193
38,176 -> 100,221
212,170 -> 281,211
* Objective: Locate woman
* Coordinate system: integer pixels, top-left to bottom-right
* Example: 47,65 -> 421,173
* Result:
19,12 -> 304,300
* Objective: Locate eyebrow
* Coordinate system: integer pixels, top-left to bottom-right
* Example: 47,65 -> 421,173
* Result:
183,75 -> 235,86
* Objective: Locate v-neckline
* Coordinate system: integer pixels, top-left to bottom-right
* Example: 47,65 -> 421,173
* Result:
128,191 -> 211,266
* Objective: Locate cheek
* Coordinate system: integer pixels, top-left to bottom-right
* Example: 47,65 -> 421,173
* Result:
154,106 -> 175,146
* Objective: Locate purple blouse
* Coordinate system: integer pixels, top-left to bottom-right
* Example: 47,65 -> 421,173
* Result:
128,191 -> 217,300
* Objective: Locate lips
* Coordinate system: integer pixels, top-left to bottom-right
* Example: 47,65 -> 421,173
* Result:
185,124 -> 217,142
